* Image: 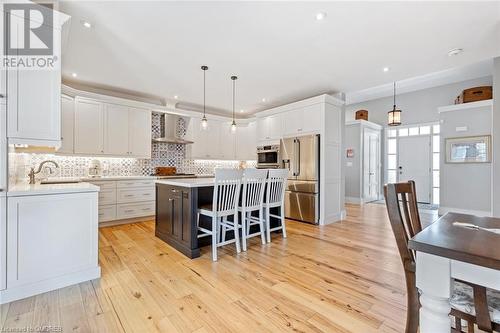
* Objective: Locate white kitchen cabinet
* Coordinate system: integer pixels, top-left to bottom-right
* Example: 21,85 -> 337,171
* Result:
0,196 -> 6,291
0,104 -> 6,191
74,99 -> 104,154
235,122 -> 257,160
219,122 -> 236,159
104,104 -> 130,156
58,95 -> 75,154
257,114 -> 282,142
188,118 -> 224,159
282,104 -> 322,137
128,108 -> 152,158
5,12 -> 66,146
6,192 -> 98,290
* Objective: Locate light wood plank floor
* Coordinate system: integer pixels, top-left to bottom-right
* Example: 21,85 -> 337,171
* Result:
1,203 -> 438,333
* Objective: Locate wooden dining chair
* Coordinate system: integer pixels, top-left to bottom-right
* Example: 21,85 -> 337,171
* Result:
384,181 -> 500,333
264,169 -> 288,243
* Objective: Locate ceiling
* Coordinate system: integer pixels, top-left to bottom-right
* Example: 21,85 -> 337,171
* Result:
59,1 -> 500,116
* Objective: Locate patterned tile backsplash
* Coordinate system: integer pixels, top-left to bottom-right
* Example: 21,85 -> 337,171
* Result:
10,113 -> 256,182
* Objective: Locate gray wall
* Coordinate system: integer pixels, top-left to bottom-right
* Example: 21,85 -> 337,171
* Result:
345,76 -> 493,188
345,124 -> 361,199
493,57 -> 500,216
440,108 -> 492,213
346,76 -> 493,126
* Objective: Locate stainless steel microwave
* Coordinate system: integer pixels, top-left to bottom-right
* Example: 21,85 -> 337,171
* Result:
256,144 -> 281,168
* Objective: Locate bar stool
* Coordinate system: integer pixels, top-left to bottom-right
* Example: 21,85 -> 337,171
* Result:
197,169 -> 243,262
264,169 -> 288,243
231,168 -> 268,251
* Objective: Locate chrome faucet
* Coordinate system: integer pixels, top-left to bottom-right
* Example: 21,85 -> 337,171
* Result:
28,160 -> 60,184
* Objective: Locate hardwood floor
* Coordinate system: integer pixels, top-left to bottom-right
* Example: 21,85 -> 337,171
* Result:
1,203 -> 439,333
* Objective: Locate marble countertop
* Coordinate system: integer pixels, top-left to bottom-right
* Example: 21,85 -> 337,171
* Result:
155,177 -> 215,188
8,182 -> 101,197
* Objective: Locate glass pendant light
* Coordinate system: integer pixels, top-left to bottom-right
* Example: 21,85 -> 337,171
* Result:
201,65 -> 209,130
388,81 -> 402,126
230,75 -> 237,133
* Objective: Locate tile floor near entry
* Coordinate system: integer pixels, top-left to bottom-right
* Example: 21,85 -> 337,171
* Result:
0,204 -> 439,333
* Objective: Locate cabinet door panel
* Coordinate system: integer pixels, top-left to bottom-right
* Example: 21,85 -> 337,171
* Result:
74,100 -> 104,154
129,108 -> 151,158
219,123 -> 236,160
282,109 -> 302,136
104,104 -> 129,155
1,197 -> 5,291
58,95 -> 75,154
7,193 -> 98,288
236,122 -> 257,161
302,104 -> 322,133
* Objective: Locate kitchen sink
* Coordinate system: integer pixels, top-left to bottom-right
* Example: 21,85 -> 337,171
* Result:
40,179 -> 81,185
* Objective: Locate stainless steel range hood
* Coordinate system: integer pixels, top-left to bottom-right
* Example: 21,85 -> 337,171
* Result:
152,113 -> 193,144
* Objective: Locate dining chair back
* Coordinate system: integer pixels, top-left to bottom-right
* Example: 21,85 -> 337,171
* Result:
197,168 -> 243,261
264,169 -> 289,243
384,181 -> 423,333
384,181 -> 499,333
236,168 -> 268,250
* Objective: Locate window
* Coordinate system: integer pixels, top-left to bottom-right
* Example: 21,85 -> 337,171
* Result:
387,139 -> 397,154
387,129 -> 397,138
399,128 -> 408,137
433,124 -> 440,134
420,126 -> 431,135
432,132 -> 440,205
409,127 -> 419,136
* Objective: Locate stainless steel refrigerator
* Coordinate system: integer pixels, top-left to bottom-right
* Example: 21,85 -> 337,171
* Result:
281,134 -> 319,224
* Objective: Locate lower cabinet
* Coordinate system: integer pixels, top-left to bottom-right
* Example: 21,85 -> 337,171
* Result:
155,184 -> 197,258
4,192 -> 99,295
0,196 -> 6,291
90,179 -> 155,223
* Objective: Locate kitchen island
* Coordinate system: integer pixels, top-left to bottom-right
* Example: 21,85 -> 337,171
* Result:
155,178 -> 215,258
155,178 -> 281,259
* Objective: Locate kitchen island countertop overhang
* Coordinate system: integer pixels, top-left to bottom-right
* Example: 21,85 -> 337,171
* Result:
155,177 -> 215,188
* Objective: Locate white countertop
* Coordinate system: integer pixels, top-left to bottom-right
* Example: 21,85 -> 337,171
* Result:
155,178 -> 215,188
81,175 -> 158,181
8,182 -> 100,197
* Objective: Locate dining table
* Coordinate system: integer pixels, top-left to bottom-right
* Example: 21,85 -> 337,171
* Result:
408,212 -> 500,332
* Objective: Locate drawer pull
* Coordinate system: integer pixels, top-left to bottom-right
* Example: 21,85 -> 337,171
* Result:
142,193 -> 151,196
99,213 -> 104,216
142,208 -> 151,211
124,194 -> 134,197
124,209 -> 135,213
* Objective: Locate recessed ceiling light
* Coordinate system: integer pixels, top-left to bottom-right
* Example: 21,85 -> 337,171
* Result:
174,95 -> 178,99
383,67 -> 390,72
71,72 -> 77,78
81,20 -> 92,28
316,12 -> 327,21
448,48 -> 463,56
261,98 -> 266,102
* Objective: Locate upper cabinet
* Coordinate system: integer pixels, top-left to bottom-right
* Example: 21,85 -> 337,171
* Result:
58,95 -> 75,154
282,104 -> 322,136
71,98 -> 151,158
257,114 -> 282,142
5,7 -> 69,146
187,118 -> 256,161
74,99 -> 104,155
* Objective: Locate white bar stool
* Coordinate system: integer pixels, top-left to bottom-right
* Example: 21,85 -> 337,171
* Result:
197,169 -> 243,261
230,168 -> 268,252
264,169 -> 289,243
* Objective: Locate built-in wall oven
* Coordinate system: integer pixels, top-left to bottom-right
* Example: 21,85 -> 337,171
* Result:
256,144 -> 280,169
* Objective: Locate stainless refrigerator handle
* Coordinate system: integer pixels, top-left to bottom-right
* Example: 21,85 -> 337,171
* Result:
292,139 -> 298,176
296,139 -> 301,176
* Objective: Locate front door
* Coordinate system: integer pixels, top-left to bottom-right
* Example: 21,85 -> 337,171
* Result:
398,136 -> 431,203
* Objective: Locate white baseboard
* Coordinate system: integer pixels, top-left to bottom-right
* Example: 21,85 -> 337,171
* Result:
0,266 -> 101,304
99,215 -> 154,227
345,196 -> 362,204
438,206 -> 491,217
321,210 -> 346,225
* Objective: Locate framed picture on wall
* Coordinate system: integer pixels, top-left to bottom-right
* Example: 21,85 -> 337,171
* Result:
445,135 -> 491,163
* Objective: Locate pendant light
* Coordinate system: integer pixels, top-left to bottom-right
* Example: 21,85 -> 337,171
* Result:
230,75 -> 237,133
388,82 -> 402,126
201,65 -> 209,130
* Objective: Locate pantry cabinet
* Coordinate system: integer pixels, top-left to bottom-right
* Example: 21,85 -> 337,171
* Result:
72,98 -> 151,158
